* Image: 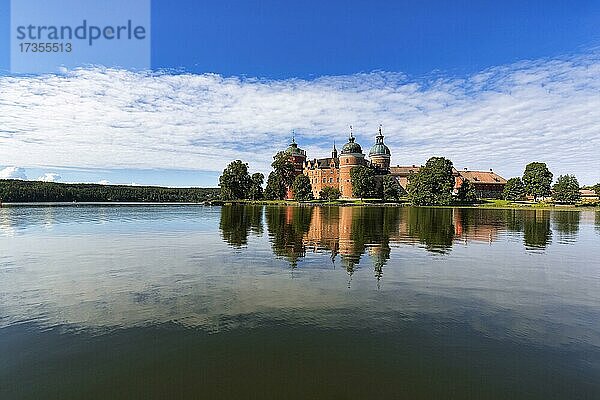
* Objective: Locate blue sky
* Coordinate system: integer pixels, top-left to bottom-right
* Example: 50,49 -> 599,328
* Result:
1,0 -> 600,186
3,0 -> 598,77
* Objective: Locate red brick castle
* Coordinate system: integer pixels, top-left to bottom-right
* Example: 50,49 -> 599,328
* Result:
282,126 -> 507,199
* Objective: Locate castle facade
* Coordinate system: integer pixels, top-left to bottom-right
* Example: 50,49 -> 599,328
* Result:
282,126 -> 507,199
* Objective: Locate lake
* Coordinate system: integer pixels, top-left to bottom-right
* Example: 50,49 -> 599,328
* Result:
1,205 -> 599,399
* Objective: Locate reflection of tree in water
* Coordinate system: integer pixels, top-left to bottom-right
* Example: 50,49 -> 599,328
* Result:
596,212 -> 600,235
502,209 -> 525,233
404,207 -> 454,253
333,207 -> 399,286
523,210 -> 552,249
552,211 -> 580,243
265,206 -> 312,268
219,205 -> 263,248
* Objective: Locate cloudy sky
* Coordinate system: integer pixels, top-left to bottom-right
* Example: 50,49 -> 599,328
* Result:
0,0 -> 599,186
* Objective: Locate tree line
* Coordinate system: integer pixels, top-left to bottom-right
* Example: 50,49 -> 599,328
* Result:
220,154 -> 463,204
219,155 -> 598,206
502,162 -> 596,204
219,152 -> 328,201
0,180 -> 219,203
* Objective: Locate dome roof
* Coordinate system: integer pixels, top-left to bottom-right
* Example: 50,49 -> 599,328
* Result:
285,136 -> 306,156
369,142 -> 390,156
368,126 -> 390,157
341,133 -> 362,154
286,142 -> 303,155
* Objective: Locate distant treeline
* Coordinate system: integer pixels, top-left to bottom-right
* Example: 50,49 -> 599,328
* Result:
0,180 -> 220,203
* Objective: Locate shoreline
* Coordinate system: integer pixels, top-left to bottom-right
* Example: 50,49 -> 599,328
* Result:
1,200 -> 597,211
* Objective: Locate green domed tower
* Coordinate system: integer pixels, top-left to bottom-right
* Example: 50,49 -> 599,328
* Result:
368,125 -> 391,171
339,126 -> 365,198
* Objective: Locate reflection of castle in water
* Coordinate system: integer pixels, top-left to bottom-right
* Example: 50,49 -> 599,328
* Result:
219,206 -> 589,282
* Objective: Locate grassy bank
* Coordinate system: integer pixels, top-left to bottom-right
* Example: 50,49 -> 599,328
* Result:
206,198 -> 599,210
478,199 -> 599,210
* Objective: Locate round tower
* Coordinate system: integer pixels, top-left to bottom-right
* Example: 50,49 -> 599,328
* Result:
284,133 -> 306,199
368,125 -> 391,171
285,135 -> 306,176
339,126 -> 365,198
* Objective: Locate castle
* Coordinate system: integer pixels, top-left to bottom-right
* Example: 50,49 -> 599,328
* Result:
283,126 -> 507,199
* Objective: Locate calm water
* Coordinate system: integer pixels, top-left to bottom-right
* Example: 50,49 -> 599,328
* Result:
1,205 -> 599,399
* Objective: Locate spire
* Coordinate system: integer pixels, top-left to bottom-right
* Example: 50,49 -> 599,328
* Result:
332,140 -> 338,159
291,129 -> 296,144
376,124 -> 384,144
349,125 -> 354,141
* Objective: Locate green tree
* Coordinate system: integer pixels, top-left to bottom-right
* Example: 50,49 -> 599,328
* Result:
271,151 -> 296,188
350,166 -> 379,199
552,174 -> 581,204
523,162 -> 553,201
264,172 -> 286,200
407,157 -> 455,206
291,174 -> 314,201
456,179 -> 477,203
248,173 -> 264,200
319,186 -> 341,201
503,177 -> 526,201
593,183 -> 600,196
382,175 -> 404,202
219,160 -> 252,200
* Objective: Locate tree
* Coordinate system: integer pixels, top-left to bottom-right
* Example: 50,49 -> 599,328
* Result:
319,186 -> 341,201
264,172 -> 286,200
523,162 -> 553,201
271,151 -> 296,188
248,172 -> 264,200
594,183 -> 600,197
407,157 -> 455,206
291,174 -> 314,201
382,175 -> 404,202
503,177 -> 526,201
218,160 -> 252,200
552,175 -> 581,204
456,179 -> 477,203
350,166 -> 379,199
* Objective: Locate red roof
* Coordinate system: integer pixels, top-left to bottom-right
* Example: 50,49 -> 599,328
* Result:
458,170 -> 507,185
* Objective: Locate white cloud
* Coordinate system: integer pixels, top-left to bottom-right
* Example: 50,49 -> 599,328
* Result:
37,173 -> 61,182
0,166 -> 27,180
1,51 -> 599,184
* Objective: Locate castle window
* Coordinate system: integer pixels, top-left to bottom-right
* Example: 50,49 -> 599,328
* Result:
329,178 -> 332,183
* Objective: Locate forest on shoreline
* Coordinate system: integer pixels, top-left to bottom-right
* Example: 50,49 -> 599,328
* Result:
0,179 -> 219,203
